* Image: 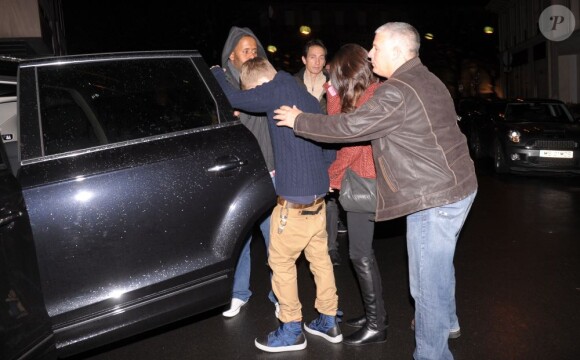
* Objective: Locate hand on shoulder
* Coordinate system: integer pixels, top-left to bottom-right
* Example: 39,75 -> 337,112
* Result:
274,105 -> 302,128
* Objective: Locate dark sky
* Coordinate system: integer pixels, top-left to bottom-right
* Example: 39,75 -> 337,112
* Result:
62,1 -> 496,71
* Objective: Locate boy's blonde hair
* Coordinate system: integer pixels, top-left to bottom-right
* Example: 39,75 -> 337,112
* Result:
240,57 -> 277,90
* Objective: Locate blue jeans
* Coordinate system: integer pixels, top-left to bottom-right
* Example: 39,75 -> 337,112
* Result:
231,177 -> 277,304
407,191 -> 476,360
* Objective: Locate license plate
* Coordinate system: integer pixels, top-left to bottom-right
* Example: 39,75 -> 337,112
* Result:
539,150 -> 573,158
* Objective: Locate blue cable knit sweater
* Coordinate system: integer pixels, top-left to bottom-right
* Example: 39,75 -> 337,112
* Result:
212,68 -> 335,199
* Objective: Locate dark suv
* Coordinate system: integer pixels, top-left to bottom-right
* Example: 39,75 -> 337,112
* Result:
1,51 -> 275,360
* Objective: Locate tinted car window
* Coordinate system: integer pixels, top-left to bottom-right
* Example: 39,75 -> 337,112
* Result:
37,58 -> 218,155
504,103 -> 574,123
0,83 -> 16,97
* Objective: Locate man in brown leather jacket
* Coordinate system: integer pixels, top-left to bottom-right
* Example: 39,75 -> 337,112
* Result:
275,22 -> 477,360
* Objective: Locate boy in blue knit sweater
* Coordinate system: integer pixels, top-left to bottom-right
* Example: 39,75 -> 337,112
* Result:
212,57 -> 341,353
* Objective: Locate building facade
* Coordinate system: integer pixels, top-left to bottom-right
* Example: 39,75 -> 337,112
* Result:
488,0 -> 579,105
0,0 -> 66,59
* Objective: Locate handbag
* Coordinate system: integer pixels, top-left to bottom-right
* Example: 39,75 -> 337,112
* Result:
338,168 -> 376,213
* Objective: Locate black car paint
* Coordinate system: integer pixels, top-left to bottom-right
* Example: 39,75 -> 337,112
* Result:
457,98 -> 580,174
0,146 -> 57,360
1,51 -> 276,359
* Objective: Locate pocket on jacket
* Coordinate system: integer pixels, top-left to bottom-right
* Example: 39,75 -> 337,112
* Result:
378,157 -> 399,193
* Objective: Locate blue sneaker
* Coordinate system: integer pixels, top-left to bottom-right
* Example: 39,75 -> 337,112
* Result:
255,321 -> 307,353
304,314 -> 343,343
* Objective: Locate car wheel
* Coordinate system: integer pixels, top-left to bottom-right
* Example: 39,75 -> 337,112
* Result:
494,140 -> 509,174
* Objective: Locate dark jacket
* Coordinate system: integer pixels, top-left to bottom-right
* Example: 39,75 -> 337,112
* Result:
294,67 -> 329,115
293,57 -> 478,221
212,68 -> 335,198
220,27 -> 274,172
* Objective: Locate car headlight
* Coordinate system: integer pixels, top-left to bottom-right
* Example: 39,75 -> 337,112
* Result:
508,130 -> 520,143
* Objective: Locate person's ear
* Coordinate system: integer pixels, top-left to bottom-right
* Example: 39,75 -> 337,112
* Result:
391,46 -> 401,60
302,56 -> 307,65
229,51 -> 235,61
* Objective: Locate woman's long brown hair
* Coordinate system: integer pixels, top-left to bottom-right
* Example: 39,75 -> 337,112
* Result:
329,43 -> 378,114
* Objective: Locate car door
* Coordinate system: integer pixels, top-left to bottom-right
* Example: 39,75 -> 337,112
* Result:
15,52 -> 275,356
0,141 -> 57,360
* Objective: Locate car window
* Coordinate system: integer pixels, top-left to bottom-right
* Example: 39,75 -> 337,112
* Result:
504,103 -> 574,123
0,81 -> 16,97
37,58 -> 219,156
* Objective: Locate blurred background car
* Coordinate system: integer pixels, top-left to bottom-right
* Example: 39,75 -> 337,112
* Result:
457,98 -> 580,174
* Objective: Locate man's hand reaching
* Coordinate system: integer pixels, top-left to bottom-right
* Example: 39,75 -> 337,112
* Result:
274,105 -> 303,128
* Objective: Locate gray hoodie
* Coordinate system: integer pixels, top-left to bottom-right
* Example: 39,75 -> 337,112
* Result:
220,27 -> 274,172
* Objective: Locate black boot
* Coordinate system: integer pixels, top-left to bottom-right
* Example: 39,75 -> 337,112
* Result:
345,314 -> 366,327
343,256 -> 388,345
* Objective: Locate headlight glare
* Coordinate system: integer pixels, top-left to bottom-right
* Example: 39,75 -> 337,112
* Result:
508,130 -> 520,143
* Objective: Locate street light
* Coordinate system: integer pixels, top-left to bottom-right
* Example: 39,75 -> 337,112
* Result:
299,25 -> 311,35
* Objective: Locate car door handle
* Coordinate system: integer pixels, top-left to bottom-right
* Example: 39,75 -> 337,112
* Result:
207,159 -> 248,173
0,210 -> 23,227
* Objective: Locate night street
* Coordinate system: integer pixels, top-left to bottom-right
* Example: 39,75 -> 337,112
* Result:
3,2 -> 580,360
76,160 -> 580,360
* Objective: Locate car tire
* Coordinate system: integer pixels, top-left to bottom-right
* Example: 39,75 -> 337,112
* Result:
494,139 -> 509,174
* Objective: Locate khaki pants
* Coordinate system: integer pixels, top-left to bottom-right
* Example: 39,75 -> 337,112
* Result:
269,199 -> 339,323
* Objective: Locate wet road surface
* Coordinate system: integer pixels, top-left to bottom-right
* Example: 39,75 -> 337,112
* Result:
77,160 -> 580,360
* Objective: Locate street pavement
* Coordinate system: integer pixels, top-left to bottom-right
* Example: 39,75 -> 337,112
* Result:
78,160 -> 580,360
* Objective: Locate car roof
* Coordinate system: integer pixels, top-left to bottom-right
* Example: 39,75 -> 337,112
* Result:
19,50 -> 203,68
507,98 -> 565,104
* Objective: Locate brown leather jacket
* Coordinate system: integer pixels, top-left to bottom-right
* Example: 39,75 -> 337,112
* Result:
293,57 -> 477,221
